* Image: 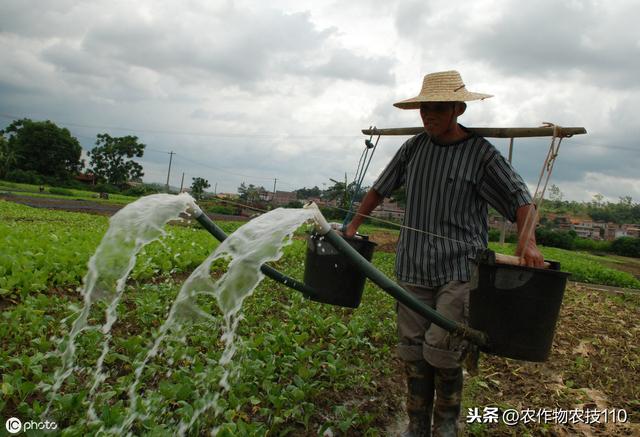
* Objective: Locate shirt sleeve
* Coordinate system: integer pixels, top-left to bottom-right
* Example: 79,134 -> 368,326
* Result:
371,137 -> 412,197
478,148 -> 533,222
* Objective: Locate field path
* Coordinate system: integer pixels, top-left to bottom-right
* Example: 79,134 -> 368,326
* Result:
0,193 -> 250,221
0,193 -> 125,214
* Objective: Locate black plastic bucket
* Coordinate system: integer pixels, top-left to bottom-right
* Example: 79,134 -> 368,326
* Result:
469,250 -> 570,362
304,232 -> 377,308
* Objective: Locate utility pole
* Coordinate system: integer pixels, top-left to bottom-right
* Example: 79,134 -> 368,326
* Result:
214,182 -> 217,195
272,178 -> 277,204
344,172 -> 348,208
179,171 -> 185,193
165,151 -> 175,192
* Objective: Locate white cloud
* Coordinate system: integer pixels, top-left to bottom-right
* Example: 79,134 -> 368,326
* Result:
0,0 -> 638,199
554,172 -> 640,203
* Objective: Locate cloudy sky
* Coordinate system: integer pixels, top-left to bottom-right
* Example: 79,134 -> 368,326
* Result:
1,0 -> 638,202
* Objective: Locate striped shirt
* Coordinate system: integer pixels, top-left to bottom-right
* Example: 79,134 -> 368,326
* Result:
372,129 -> 532,287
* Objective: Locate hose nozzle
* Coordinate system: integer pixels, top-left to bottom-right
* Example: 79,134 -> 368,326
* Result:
303,202 -> 331,235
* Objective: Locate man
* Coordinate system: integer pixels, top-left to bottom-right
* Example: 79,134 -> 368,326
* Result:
344,71 -> 544,437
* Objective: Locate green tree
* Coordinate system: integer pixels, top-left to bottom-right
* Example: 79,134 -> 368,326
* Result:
1,118 -> 83,180
285,200 -> 303,208
591,193 -> 605,207
535,228 -> 576,250
324,178 -> 347,206
0,135 -> 17,178
88,134 -> 145,186
295,186 -> 321,199
619,195 -> 633,206
390,186 -> 407,207
587,196 -> 640,224
238,182 -> 266,204
190,177 -> 210,200
611,237 -> 640,258
324,178 -> 367,208
548,184 -> 564,202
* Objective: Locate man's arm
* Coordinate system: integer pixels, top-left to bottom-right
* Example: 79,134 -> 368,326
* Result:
343,188 -> 384,237
515,204 -> 545,268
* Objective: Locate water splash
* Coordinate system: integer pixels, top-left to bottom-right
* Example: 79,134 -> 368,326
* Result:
43,193 -> 197,418
115,207 -> 315,436
43,192 -> 316,435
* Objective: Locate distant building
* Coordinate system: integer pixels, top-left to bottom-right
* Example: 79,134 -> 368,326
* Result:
554,215 -> 573,231
371,198 -> 405,221
304,196 -> 323,205
624,224 -> 640,238
323,198 -> 339,208
573,221 -> 596,239
604,223 -> 627,240
304,197 -> 338,208
488,214 -> 516,232
74,172 -> 97,185
272,190 -> 297,206
569,221 -> 640,241
216,192 -> 239,199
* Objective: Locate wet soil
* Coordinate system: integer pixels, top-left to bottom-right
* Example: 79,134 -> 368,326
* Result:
460,283 -> 639,436
362,230 -> 640,436
367,231 -> 399,254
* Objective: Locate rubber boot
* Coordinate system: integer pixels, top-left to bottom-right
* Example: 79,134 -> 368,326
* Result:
432,367 -> 463,437
400,360 -> 434,437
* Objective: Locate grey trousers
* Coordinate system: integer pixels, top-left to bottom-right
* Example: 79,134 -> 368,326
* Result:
396,280 -> 471,368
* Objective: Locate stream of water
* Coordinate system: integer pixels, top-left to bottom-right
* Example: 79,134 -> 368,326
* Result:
42,193 -> 316,435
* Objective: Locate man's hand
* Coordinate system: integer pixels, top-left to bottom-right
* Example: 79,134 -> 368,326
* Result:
343,222 -> 358,238
516,240 -> 545,268
341,188 -> 384,239
515,204 -> 545,268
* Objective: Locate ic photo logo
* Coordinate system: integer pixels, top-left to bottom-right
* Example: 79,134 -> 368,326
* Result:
5,417 -> 58,434
5,417 -> 21,434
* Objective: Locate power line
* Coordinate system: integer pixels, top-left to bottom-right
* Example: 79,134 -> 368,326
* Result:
175,153 -> 271,180
173,152 -> 287,183
141,147 -> 173,155
3,112 -> 639,153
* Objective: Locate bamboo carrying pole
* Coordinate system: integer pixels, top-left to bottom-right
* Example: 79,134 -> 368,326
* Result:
362,126 -> 587,138
361,124 -> 587,270
495,253 -> 550,269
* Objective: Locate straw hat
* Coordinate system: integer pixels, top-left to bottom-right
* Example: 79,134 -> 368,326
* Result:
393,70 -> 493,109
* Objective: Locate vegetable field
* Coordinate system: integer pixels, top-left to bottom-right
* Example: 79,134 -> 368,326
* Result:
1,199 -> 638,436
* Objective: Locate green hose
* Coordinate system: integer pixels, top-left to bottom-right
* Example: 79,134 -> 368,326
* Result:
322,229 -> 487,347
194,207 -> 487,347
